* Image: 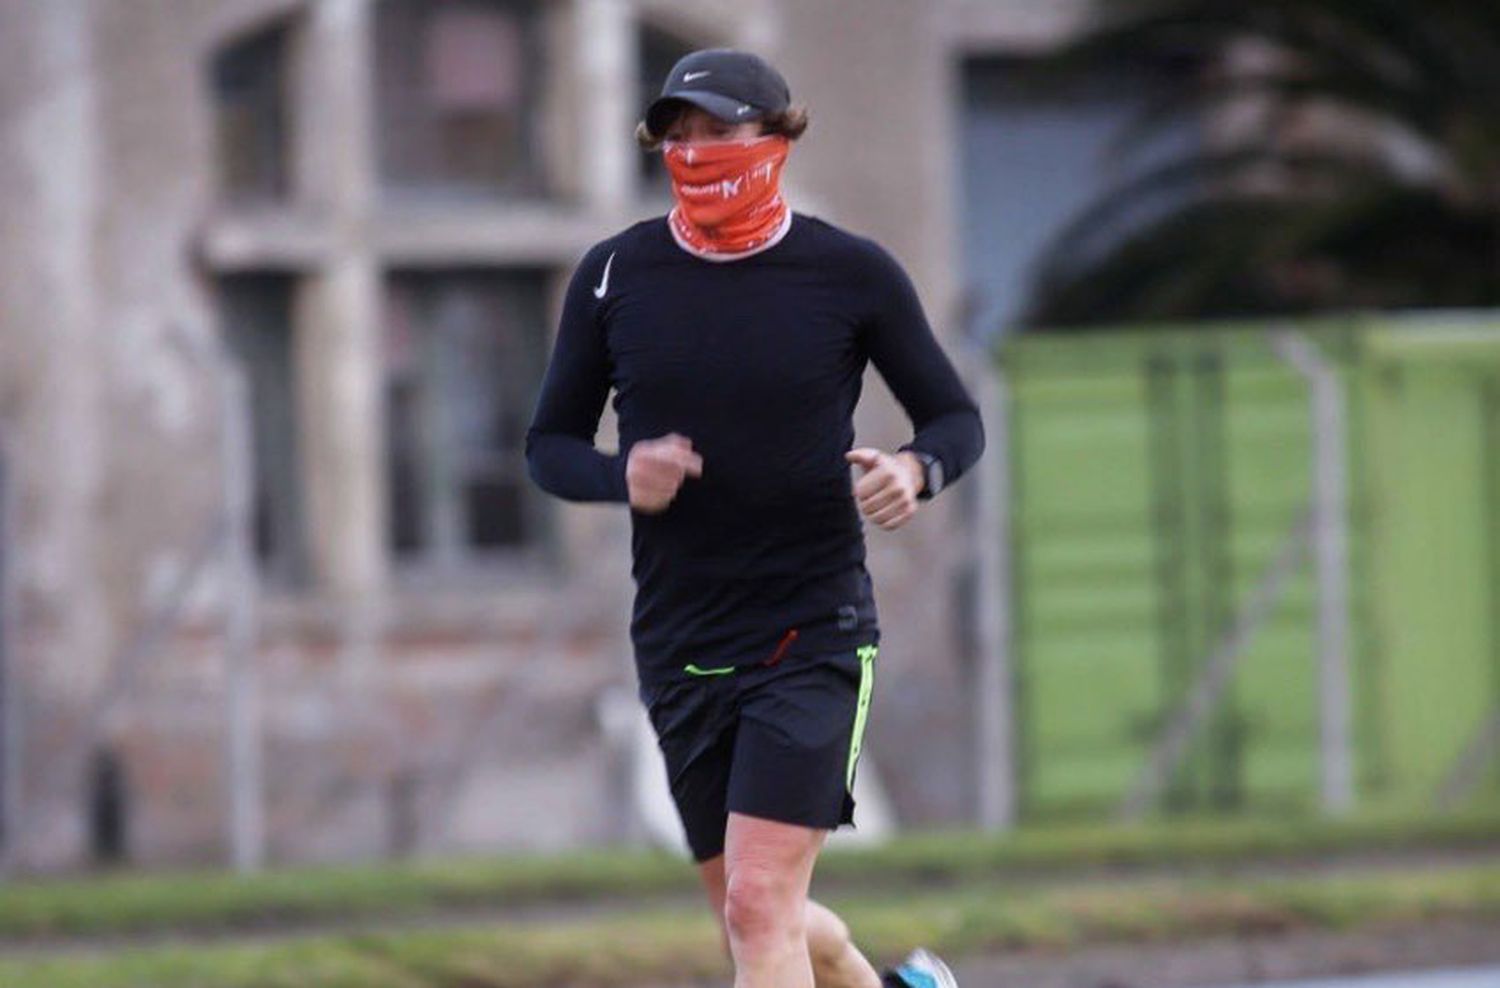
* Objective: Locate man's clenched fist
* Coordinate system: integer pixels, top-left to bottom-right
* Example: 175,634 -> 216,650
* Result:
846,447 -> 924,531
626,432 -> 703,513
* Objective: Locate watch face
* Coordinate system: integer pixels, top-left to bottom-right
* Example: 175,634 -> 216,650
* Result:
928,457 -> 944,493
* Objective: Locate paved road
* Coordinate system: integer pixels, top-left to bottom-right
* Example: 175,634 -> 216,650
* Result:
1212,969 -> 1500,988
949,916 -> 1500,988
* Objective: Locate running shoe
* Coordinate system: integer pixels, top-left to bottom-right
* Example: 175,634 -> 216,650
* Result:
882,947 -> 960,988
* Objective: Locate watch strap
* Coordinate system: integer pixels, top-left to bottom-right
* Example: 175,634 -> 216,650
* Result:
900,445 -> 942,500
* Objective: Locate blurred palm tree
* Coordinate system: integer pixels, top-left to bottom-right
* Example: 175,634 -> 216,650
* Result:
1022,0 -> 1500,330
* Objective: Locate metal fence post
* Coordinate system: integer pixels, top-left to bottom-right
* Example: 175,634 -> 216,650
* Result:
974,351 -> 1017,831
221,362 -> 265,873
1272,332 -> 1355,814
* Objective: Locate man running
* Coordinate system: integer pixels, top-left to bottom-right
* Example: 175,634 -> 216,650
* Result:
525,47 -> 982,988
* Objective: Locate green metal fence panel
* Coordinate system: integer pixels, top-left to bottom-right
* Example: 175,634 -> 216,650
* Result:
1002,316 -> 1500,822
1004,324 -> 1370,821
1011,365 -> 1160,818
1359,321 -> 1500,808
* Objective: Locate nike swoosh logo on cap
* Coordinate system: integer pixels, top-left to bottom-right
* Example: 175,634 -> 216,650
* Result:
683,70 -> 711,81
593,251 -> 615,299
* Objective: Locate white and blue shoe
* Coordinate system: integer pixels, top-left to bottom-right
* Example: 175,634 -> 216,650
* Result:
883,947 -> 960,988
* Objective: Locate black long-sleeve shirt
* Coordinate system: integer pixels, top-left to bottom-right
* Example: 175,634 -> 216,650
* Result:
525,211 -> 984,687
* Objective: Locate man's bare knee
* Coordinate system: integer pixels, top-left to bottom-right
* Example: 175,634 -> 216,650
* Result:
699,854 -> 727,914
724,865 -> 803,950
697,854 -> 731,958
807,897 -> 883,987
806,899 -> 851,968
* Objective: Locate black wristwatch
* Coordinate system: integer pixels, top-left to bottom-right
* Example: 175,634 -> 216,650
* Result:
909,449 -> 944,500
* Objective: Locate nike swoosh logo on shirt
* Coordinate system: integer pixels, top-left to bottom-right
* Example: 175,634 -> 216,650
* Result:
593,251 -> 615,298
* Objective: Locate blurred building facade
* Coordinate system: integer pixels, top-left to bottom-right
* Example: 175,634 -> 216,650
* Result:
0,0 -> 1094,873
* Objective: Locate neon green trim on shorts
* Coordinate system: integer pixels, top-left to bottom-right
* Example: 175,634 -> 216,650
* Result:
683,663 -> 736,676
846,643 -> 879,792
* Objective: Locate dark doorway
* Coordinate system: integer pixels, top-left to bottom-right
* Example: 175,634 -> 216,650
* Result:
958,53 -> 1201,342
88,746 -> 128,864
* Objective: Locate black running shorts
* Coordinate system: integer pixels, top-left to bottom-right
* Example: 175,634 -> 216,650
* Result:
639,640 -> 880,863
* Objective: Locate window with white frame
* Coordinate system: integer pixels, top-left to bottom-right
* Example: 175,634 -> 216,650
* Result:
210,18 -> 293,202
383,270 -> 552,572
374,0 -> 543,200
218,274 -> 309,587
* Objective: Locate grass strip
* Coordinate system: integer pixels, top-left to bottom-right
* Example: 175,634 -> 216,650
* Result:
1,862 -> 1497,988
1,798 -> 1495,941
817,797 -> 1500,884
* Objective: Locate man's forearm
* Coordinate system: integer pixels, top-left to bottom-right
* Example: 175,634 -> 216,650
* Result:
525,432 -> 630,503
902,407 -> 985,495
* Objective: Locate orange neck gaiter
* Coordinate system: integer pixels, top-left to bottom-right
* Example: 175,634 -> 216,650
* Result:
662,135 -> 792,259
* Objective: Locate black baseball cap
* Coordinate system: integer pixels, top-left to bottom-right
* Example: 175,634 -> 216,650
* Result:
646,48 -> 792,135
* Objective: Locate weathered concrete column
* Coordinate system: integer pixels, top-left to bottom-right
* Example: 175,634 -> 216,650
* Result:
293,0 -> 387,600
577,0 -> 635,212
0,0 -> 108,872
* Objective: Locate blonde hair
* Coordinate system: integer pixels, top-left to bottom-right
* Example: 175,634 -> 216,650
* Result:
634,103 -> 811,151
